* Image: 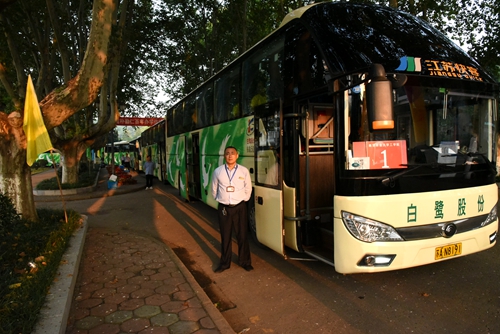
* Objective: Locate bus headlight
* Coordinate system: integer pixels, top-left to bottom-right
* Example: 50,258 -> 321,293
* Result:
342,211 -> 404,242
481,204 -> 497,227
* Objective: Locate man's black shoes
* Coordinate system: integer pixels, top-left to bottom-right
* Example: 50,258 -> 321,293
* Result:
242,264 -> 254,272
214,264 -> 253,272
214,266 -> 228,273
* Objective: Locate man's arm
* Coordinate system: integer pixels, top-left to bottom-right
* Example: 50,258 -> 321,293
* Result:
243,168 -> 252,201
211,168 -> 219,200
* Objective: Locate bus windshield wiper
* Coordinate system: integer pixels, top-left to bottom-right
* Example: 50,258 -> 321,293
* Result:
379,163 -> 438,187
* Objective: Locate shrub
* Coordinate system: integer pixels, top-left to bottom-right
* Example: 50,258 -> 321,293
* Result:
35,170 -> 97,190
0,193 -> 82,333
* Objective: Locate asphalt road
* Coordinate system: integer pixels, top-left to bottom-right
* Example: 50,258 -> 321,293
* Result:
36,179 -> 500,334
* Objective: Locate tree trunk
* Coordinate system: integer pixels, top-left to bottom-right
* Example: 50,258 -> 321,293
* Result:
0,115 -> 38,221
0,0 -> 116,220
60,140 -> 88,184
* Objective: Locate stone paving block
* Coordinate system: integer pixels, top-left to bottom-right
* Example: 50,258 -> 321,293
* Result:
88,323 -> 120,334
131,288 -> 155,299
80,282 -> 104,293
172,290 -> 195,301
141,269 -> 157,276
154,284 -> 178,295
178,307 -> 208,322
105,310 -> 133,324
145,262 -> 165,269
90,303 -> 118,317
150,272 -> 172,281
195,329 -> 223,334
160,301 -> 188,313
178,282 -> 193,292
104,275 -> 134,288
169,271 -> 183,278
78,298 -> 103,309
120,317 -> 151,332
150,313 -> 179,327
105,293 -> 129,305
128,275 -> 151,284
120,298 -> 145,311
92,273 -> 118,283
138,326 -> 170,334
92,287 -> 117,298
185,297 -> 202,308
145,294 -> 171,306
117,283 -> 140,294
168,320 -> 199,334
141,280 -> 164,290
134,305 -> 161,318
125,264 -> 147,273
163,276 -> 186,286
74,291 -> 92,301
158,262 -> 177,273
75,316 -> 103,330
199,316 -> 216,329
72,307 -> 90,320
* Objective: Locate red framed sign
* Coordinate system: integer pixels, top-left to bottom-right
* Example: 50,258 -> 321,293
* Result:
351,140 -> 408,170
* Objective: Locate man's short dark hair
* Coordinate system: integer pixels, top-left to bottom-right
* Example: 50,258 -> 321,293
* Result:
225,146 -> 238,152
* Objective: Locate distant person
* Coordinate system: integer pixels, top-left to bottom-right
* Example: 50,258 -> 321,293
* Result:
120,155 -> 125,166
143,155 -> 155,190
211,146 -> 253,273
124,153 -> 131,170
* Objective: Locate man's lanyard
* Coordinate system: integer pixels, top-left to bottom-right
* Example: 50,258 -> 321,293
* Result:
225,164 -> 238,185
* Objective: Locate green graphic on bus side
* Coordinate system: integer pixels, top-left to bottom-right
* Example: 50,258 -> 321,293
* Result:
166,117 -> 254,203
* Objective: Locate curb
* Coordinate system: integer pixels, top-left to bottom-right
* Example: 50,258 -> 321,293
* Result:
32,215 -> 88,334
162,242 -> 235,334
33,170 -> 101,196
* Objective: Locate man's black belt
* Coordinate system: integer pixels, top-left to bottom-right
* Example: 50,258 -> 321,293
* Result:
224,201 -> 242,208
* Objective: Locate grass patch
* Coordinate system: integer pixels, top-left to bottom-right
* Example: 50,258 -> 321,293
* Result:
30,167 -> 55,176
0,197 -> 82,334
35,171 -> 97,190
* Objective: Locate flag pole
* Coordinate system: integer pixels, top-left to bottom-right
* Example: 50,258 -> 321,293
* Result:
23,74 -> 67,222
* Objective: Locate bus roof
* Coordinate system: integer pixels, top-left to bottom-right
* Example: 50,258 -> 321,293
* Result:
284,2 -> 497,84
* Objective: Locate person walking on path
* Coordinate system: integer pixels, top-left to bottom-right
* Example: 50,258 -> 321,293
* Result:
211,146 -> 253,273
143,155 -> 155,189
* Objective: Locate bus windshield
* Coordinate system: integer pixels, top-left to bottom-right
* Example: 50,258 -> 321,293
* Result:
345,76 -> 497,194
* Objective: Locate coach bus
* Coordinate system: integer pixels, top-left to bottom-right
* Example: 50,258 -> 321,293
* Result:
164,2 -> 498,273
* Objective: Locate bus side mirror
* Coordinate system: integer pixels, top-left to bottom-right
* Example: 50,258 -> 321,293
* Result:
367,64 -> 394,131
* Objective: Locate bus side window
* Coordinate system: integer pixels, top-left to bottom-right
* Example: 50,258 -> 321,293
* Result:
183,96 -> 196,132
172,103 -> 184,136
243,34 -> 284,116
196,84 -> 214,128
215,66 -> 240,123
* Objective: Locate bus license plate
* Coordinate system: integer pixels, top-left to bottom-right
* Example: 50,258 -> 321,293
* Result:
435,243 -> 462,260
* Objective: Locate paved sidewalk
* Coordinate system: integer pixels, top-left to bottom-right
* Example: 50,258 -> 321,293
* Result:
65,228 -> 230,334
33,168 -> 234,334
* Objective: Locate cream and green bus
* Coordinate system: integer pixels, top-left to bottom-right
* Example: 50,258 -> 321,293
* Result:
164,2 -> 498,273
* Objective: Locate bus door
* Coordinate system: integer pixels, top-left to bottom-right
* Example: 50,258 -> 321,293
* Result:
297,102 -> 336,264
187,132 -> 201,199
253,101 -> 285,256
177,135 -> 189,200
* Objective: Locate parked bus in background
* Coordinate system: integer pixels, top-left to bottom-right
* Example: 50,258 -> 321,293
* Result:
164,2 -> 498,273
102,140 -> 138,167
139,120 -> 166,181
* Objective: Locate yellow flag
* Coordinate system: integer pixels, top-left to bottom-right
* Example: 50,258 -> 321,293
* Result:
23,75 -> 53,166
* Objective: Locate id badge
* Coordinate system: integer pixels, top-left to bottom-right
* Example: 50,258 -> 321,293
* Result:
226,186 -> 235,192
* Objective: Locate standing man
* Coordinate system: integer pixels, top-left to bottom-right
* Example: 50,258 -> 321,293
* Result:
143,155 -> 155,190
211,146 -> 253,273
